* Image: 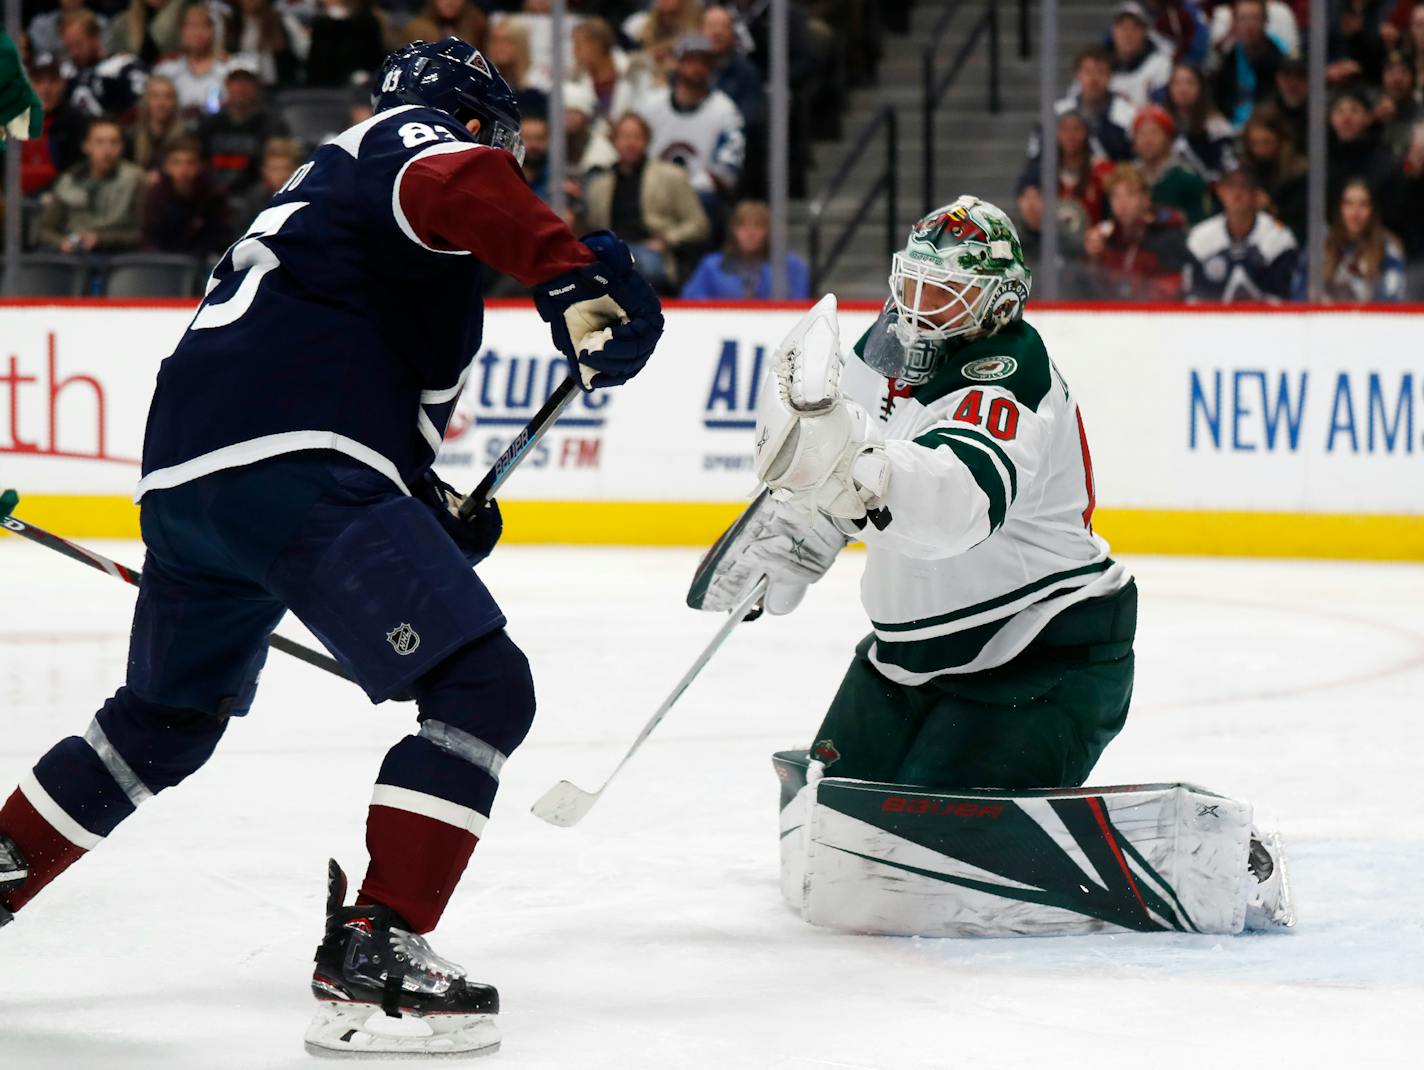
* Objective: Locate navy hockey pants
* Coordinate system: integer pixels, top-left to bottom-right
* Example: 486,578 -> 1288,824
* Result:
0,454 -> 535,931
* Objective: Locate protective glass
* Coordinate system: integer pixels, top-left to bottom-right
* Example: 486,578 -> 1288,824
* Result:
888,252 -> 997,342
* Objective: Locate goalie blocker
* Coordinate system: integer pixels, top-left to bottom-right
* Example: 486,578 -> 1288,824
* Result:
772,751 -> 1294,937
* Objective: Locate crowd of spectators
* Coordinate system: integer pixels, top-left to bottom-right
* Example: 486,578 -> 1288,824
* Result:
1017,0 -> 1424,304
8,0 -> 899,298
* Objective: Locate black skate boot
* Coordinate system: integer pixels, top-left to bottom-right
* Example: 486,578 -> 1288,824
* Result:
0,834 -> 28,928
305,859 -> 500,1057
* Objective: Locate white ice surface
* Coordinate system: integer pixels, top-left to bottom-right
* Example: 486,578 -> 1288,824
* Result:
1,543 -> 1422,1069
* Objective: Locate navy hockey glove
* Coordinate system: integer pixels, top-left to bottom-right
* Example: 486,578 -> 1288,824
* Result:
532,230 -> 665,391
415,470 -> 502,567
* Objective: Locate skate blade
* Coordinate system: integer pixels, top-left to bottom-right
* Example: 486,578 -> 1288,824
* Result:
304,1001 -> 500,1058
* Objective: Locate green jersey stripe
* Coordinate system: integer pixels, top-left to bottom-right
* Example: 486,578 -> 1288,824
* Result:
872,558 -> 1113,633
936,426 -> 1017,500
873,615 -> 1013,673
916,431 -> 1008,532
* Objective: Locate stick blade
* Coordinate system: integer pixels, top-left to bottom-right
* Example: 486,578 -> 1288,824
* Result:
530,780 -> 600,828
0,489 -> 17,521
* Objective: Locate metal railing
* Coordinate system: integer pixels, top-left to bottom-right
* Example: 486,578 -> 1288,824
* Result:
807,105 -> 898,294
921,0 -> 1002,216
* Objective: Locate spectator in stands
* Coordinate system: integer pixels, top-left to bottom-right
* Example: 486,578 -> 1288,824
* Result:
36,115 -> 146,254
487,16 -> 547,113
1159,60 -> 1238,180
624,0 -> 705,88
200,65 -> 290,196
1267,55 -> 1309,151
1241,106 -> 1308,240
307,0 -> 387,88
1019,110 -> 1108,228
29,0 -> 104,59
1043,45 -> 1136,161
141,135 -> 232,255
1131,103 -> 1211,223
1323,176 -> 1407,301
107,0 -> 186,69
1083,163 -> 1190,300
638,34 -> 745,221
226,0 -> 302,88
21,54 -> 86,195
1206,0 -> 1300,58
562,81 -> 618,176
59,9 -> 147,120
154,4 -> 231,118
1375,51 -> 1419,158
1211,0 -> 1286,127
1109,3 -> 1174,106
1142,0 -> 1210,64
403,0 -> 487,49
130,73 -> 186,172
681,198 -> 809,300
1404,5 -> 1424,90
1327,0 -> 1388,88
518,112 -> 550,201
1327,87 -> 1406,234
570,17 -> 647,129
581,112 -> 710,292
231,135 -> 302,229
702,5 -> 765,132
1184,166 -> 1298,302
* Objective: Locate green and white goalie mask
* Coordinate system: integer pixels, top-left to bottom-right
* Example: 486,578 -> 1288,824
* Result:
887,196 -> 1032,349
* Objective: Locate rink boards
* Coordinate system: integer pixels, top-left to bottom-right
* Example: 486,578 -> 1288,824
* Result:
0,298 -> 1421,559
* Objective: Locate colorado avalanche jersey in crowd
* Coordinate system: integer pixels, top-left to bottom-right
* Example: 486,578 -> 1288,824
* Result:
137,104 -> 593,501
1184,212 -> 1299,303
63,53 -> 146,119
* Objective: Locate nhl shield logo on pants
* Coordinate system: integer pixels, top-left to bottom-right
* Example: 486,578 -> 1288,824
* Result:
386,623 -> 421,656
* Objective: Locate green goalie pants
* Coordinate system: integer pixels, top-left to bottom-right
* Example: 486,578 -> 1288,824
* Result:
810,581 -> 1137,790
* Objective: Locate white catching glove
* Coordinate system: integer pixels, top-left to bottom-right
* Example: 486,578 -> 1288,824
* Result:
686,490 -> 846,616
753,294 -> 890,520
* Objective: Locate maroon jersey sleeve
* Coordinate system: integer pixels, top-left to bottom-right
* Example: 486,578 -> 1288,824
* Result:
397,144 -> 594,286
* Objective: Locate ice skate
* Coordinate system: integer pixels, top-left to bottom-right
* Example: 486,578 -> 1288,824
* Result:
305,860 -> 500,1058
1244,830 -> 1296,930
0,834 -> 27,928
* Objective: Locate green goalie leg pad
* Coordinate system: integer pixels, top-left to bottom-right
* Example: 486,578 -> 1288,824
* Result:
0,489 -> 17,521
773,759 -> 1256,937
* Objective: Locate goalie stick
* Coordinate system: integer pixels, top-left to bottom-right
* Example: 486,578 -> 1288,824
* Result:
0,374 -> 583,690
531,575 -> 768,828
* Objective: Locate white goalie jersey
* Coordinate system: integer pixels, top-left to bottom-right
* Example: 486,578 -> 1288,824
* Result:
839,316 -> 1132,685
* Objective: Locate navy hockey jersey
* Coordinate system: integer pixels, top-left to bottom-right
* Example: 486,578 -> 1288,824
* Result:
137,104 -> 592,501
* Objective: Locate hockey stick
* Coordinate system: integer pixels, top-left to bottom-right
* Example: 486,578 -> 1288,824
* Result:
0,381 -> 581,688
530,575 -> 769,828
460,375 -> 581,518
0,508 -> 354,682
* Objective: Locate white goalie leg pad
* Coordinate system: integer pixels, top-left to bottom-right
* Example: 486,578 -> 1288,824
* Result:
305,1002 -> 500,1058
778,769 -> 1263,936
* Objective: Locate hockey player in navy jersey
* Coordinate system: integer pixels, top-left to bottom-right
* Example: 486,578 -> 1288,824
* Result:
0,38 -> 663,1057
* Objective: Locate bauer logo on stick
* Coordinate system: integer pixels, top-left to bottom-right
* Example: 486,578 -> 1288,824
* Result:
386,623 -> 421,656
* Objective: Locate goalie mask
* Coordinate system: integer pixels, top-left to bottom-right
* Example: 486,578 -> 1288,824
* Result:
888,196 -> 1031,347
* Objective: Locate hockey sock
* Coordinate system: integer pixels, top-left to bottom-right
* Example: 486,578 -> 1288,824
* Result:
0,690 -> 227,914
356,632 -> 535,933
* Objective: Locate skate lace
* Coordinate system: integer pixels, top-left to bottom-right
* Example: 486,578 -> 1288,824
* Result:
390,928 -> 465,996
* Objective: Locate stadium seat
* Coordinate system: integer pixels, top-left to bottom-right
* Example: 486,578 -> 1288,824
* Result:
103,254 -> 203,298
275,88 -> 352,149
0,253 -> 89,297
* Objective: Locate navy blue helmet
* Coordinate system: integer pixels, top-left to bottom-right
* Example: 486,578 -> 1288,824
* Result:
372,38 -> 526,165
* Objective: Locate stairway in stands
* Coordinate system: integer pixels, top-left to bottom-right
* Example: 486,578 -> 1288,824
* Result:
790,0 -> 1121,299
